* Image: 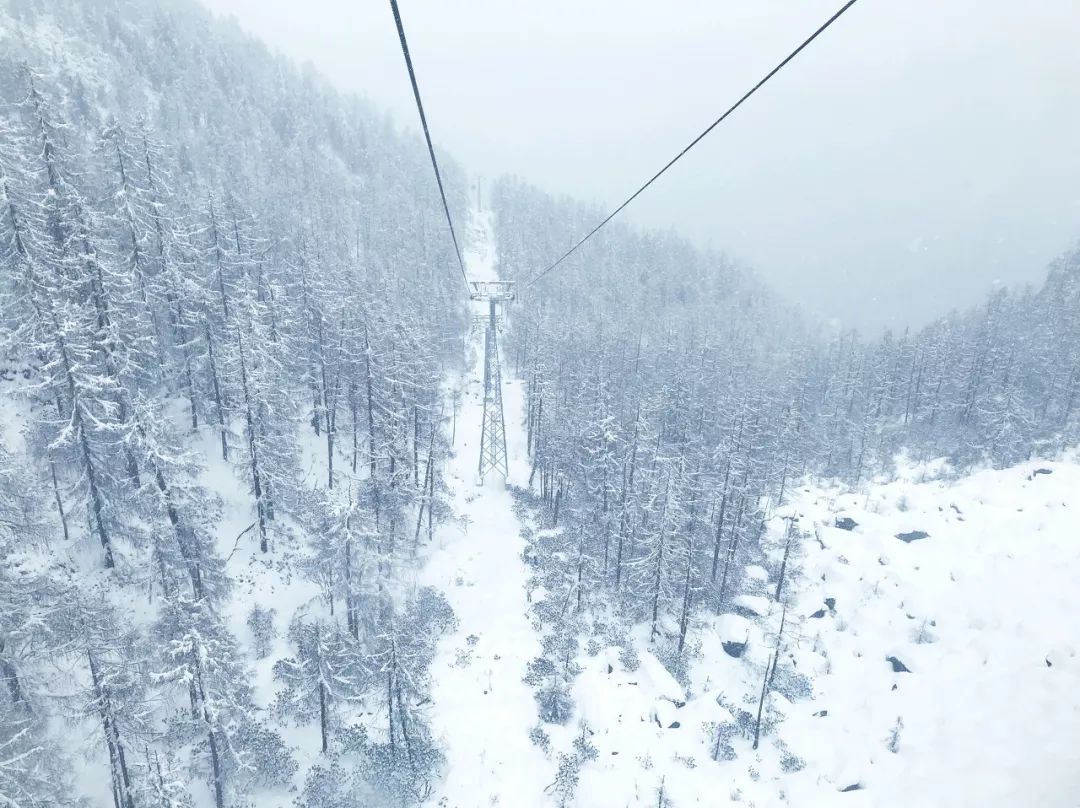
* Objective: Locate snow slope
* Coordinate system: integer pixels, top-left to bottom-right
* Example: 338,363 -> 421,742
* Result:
779,455 -> 1080,807
538,454 -> 1080,807
421,202 -> 554,806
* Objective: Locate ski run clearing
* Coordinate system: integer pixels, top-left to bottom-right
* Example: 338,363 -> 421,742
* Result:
420,209 -> 554,806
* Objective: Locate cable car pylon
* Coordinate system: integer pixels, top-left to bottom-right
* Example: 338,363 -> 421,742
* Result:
471,280 -> 515,481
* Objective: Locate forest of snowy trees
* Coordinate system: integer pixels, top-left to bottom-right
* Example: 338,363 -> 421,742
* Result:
490,177 -> 1080,789
2,0 -> 1079,806
1,0 -> 468,804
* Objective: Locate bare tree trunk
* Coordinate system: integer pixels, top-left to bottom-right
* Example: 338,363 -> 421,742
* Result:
48,454 -> 69,543
648,484 -> 670,642
345,536 -> 359,639
319,678 -> 329,753
209,197 -> 230,321
55,323 -> 113,567
191,642 -> 226,808
710,463 -> 732,582
205,322 -> 228,461
615,405 -> 640,589
752,651 -> 775,752
413,406 -> 420,487
88,651 -> 135,808
235,328 -> 267,553
146,440 -> 204,600
716,495 -> 746,611
753,606 -> 786,750
206,726 -> 225,808
0,638 -> 24,708
774,519 -> 795,603
677,535 -> 694,655
364,327 -> 380,527
414,424 -> 436,548
350,378 -> 359,473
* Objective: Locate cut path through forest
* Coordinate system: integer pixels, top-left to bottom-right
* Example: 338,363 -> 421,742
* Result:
420,206 -> 553,806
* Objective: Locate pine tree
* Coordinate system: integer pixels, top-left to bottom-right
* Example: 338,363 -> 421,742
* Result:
274,617 -> 368,753
155,597 -> 295,808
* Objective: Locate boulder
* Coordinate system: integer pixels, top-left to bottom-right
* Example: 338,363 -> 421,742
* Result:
719,613 -> 751,658
722,640 -> 747,658
886,655 -> 911,673
895,530 -> 929,543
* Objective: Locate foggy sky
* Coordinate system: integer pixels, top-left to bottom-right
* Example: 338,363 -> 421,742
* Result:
200,0 -> 1080,334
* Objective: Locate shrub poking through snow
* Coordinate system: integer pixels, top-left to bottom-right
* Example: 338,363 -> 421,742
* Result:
529,724 -> 552,754
548,753 -> 581,807
247,604 -> 277,659
780,748 -> 806,773
525,656 -> 575,724
709,720 -> 739,762
572,722 -> 599,762
619,641 -> 642,673
887,716 -> 904,753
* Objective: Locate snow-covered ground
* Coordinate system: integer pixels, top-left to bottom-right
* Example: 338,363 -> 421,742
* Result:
532,454 -> 1080,807
421,204 -> 554,805
778,455 -> 1080,807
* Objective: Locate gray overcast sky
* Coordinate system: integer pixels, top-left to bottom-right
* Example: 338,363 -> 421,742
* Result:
201,0 -> 1080,334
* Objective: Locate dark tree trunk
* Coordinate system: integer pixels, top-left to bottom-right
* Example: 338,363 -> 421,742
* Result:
57,324 -> 113,567
205,322 -> 228,461
0,639 -> 24,708
88,651 -> 135,808
775,520 -> 795,603
48,455 -> 70,543
235,329 -> 267,552
319,678 -> 328,753
710,461 -> 732,581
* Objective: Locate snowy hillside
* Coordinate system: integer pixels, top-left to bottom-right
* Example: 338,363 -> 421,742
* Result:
777,455 -> 1080,806
510,454 -> 1080,807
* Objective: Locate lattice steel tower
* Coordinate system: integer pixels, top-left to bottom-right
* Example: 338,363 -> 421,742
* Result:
471,281 -> 515,481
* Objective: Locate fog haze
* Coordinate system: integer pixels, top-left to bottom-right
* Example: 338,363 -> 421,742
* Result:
200,0 -> 1080,333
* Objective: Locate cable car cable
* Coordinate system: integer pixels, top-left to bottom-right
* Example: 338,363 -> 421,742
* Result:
388,0 -> 471,291
525,0 -> 861,288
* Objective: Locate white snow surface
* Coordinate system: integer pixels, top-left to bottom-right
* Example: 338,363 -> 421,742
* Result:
420,206 -> 554,805
537,455 -> 1080,807
776,457 -> 1080,807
